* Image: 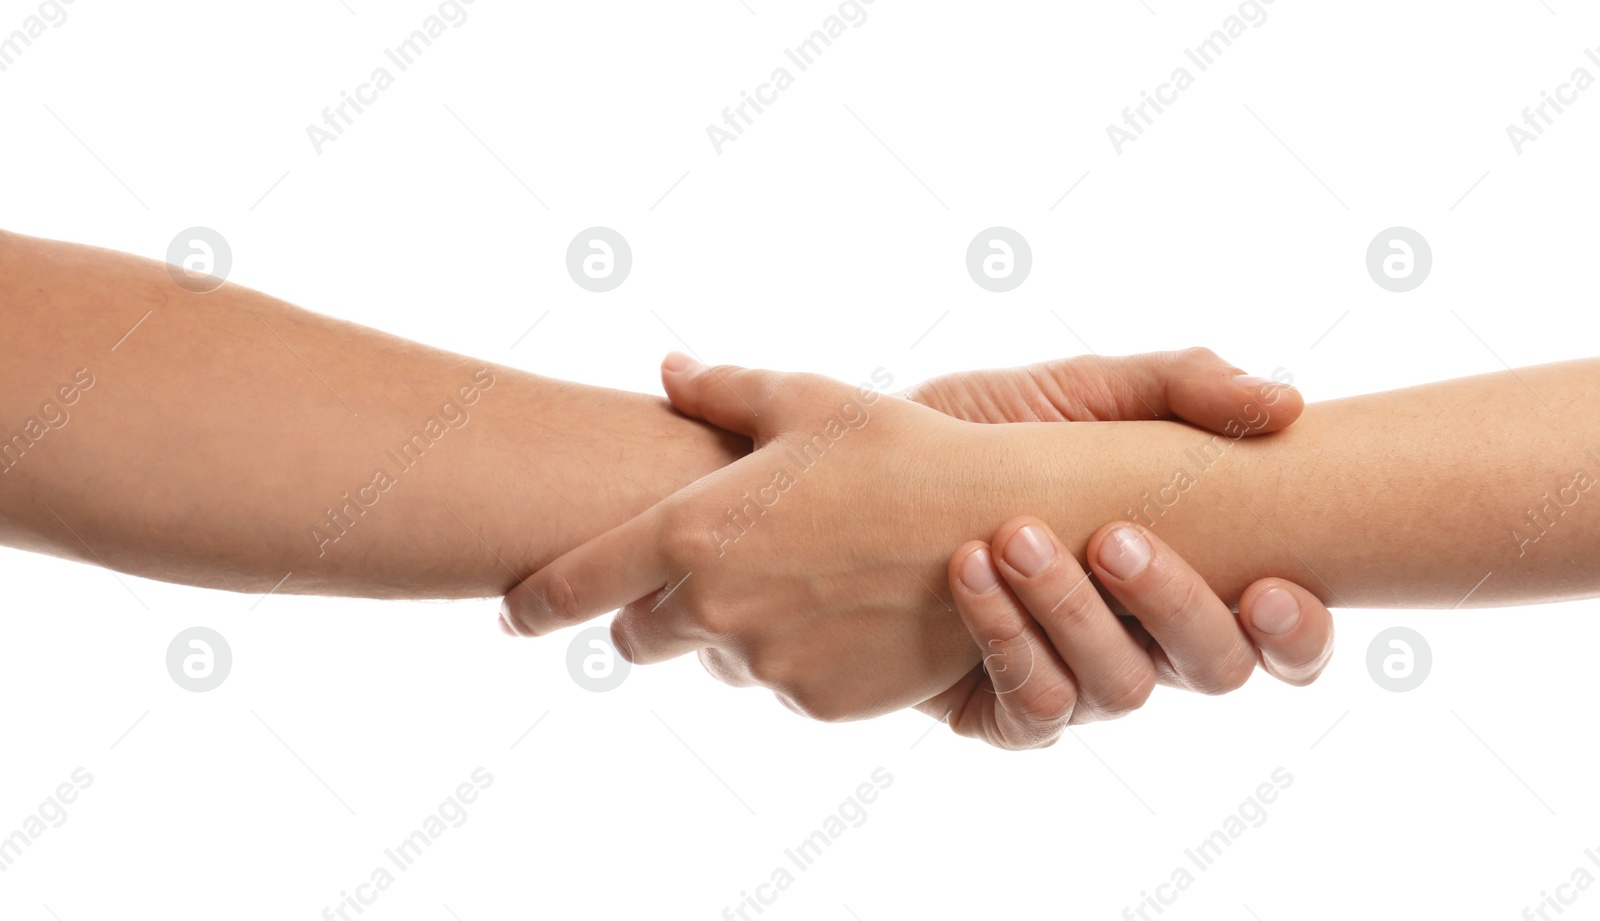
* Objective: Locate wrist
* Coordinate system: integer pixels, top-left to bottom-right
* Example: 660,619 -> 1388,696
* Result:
993,419 -> 1276,602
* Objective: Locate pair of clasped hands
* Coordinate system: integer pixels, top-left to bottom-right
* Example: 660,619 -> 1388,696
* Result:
501,349 -> 1335,750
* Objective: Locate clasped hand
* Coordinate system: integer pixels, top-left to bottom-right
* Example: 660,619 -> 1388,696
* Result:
502,349 -> 1333,749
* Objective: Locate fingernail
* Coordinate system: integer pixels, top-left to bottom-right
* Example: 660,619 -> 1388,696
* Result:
1251,586 -> 1301,635
959,548 -> 1001,594
498,597 -> 518,636
1232,373 -> 1274,391
663,351 -> 698,374
1098,526 -> 1152,580
1003,525 -> 1055,577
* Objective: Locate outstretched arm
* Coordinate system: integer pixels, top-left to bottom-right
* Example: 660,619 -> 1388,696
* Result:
1049,356 -> 1600,608
0,230 -> 744,598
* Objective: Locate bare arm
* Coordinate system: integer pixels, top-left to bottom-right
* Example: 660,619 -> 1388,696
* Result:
0,230 -> 744,598
1097,358 -> 1600,607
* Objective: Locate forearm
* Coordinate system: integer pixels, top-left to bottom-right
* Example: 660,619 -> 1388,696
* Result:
1020,359 -> 1600,607
0,231 -> 743,598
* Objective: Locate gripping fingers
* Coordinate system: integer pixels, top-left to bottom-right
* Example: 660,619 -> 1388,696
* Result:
988,517 -> 1157,720
501,507 -> 672,637
1157,348 -> 1304,436
1239,578 -> 1335,686
660,353 -> 778,437
948,543 -> 1078,748
1088,523 -> 1258,695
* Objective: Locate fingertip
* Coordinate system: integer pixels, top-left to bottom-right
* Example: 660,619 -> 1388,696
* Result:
1088,521 -> 1154,583
501,574 -> 561,638
660,352 -> 701,406
990,515 -> 1041,543
1232,374 -> 1304,433
950,541 -> 1000,598
609,617 -> 639,665
499,590 -> 526,637
662,351 -> 700,375
1239,578 -> 1335,685
1242,582 -> 1301,636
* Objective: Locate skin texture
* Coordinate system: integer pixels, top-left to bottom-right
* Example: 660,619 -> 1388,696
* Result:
0,230 -> 742,597
504,355 -> 1600,724
0,229 -> 1333,745
930,517 -> 1334,750
0,228 -> 1316,592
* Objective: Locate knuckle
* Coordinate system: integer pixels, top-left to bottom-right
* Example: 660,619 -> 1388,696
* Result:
786,689 -> 852,724
528,570 -> 581,634
742,648 -> 790,689
1095,669 -> 1156,719
658,508 -> 704,566
697,647 -> 747,687
1138,568 -> 1204,632
971,610 -> 1031,651
1043,578 -> 1104,633
687,601 -> 738,639
1273,643 -> 1335,687
1192,647 -> 1258,695
1016,680 -> 1077,728
1179,345 -> 1223,367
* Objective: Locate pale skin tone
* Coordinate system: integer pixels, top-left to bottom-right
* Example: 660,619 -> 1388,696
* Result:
504,353 -> 1600,738
0,229 -> 1332,747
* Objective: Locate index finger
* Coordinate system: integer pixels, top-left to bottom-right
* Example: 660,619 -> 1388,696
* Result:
501,507 -> 674,637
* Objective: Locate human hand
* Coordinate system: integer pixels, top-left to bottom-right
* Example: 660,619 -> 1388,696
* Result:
903,347 -> 1301,429
502,354 -> 1029,719
924,516 -> 1335,750
501,351 -> 1320,724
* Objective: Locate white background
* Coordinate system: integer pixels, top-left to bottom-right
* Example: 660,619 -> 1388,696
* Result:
3,1 -> 1599,918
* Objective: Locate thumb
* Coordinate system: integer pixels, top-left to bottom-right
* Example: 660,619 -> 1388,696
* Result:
659,352 -> 772,436
1157,348 -> 1304,436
